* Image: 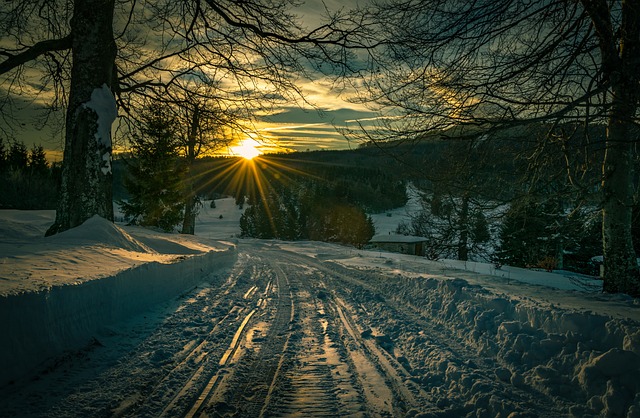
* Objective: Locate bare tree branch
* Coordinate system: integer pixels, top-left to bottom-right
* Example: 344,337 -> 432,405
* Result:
0,34 -> 72,75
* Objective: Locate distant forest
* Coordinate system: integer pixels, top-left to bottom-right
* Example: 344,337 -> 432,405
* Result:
115,146 -> 410,213
0,139 -> 60,210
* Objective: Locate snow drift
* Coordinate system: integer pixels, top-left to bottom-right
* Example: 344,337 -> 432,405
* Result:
0,214 -> 237,387
391,277 -> 640,416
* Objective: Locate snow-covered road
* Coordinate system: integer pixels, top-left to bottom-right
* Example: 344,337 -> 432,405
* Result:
3,241 -> 639,417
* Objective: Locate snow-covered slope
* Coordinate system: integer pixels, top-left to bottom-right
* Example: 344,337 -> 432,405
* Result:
369,183 -> 422,235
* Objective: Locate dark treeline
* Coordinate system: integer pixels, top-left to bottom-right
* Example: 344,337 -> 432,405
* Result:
115,147 -> 409,215
0,138 -> 60,210
113,144 -> 406,245
377,123 -> 610,274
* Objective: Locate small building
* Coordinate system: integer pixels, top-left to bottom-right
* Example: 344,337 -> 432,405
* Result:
368,234 -> 428,256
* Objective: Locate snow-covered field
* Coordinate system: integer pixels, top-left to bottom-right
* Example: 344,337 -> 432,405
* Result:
1,198 -> 640,417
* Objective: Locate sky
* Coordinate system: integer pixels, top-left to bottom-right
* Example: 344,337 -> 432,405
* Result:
0,0 -> 380,161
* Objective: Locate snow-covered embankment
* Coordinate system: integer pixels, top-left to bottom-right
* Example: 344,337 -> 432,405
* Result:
0,215 -> 237,387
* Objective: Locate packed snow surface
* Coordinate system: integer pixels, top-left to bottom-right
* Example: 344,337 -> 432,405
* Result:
1,197 -> 640,417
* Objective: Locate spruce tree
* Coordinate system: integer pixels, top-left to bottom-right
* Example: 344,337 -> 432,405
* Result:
8,141 -> 28,171
120,105 -> 185,232
28,145 -> 49,176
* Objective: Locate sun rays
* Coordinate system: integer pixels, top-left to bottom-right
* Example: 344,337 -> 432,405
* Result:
188,151 -> 336,239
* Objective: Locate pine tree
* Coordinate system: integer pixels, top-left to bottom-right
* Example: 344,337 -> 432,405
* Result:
28,145 -> 49,176
471,211 -> 491,244
8,141 -> 28,171
497,199 -> 561,268
119,105 -> 185,232
0,138 -> 7,172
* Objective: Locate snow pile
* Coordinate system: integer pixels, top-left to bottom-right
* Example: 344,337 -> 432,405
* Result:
0,210 -> 55,240
470,285 -> 636,416
358,275 -> 640,416
0,210 -> 238,387
47,215 -> 154,253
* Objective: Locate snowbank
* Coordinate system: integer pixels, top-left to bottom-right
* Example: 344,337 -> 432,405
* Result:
390,277 -> 640,417
0,248 -> 235,386
0,212 -> 238,386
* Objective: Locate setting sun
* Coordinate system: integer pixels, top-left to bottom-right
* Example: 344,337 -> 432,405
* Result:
231,138 -> 263,160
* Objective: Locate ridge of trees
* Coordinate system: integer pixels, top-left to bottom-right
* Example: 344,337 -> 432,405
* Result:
0,138 -> 60,210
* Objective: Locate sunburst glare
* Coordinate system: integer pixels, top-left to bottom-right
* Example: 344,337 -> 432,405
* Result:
231,138 -> 263,160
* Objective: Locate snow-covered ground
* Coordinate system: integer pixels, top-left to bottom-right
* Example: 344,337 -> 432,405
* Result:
369,182 -> 423,235
1,197 -> 640,417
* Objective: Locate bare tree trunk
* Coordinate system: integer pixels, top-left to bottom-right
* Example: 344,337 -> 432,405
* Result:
581,0 -> 640,296
181,191 -> 196,235
46,0 -> 117,236
181,106 -> 200,235
457,193 -> 469,261
602,83 -> 638,295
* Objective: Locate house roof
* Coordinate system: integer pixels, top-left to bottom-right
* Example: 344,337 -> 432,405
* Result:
369,234 -> 428,244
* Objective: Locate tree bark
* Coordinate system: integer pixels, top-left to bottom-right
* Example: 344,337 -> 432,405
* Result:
181,191 -> 196,235
602,83 -> 639,296
46,0 -> 117,236
597,0 -> 640,296
181,106 -> 200,235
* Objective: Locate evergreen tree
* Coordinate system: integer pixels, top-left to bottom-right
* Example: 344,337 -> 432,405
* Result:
119,105 -> 185,232
8,141 -> 28,171
28,145 -> 49,176
25,144 -> 56,209
497,198 -> 567,269
2,141 -> 29,209
471,211 -> 491,245
0,141 -> 57,209
0,138 -> 7,172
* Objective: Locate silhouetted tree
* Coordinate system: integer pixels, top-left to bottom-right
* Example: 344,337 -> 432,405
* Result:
119,104 -> 185,232
28,145 -> 48,176
8,141 -> 28,171
169,89 -> 235,235
0,138 -> 8,172
0,140 -> 57,209
358,0 -> 640,295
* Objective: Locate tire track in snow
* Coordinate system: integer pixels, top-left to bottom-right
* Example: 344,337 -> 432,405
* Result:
263,261 -> 362,417
274,248 -> 432,416
199,255 -> 294,417
115,258 -> 265,418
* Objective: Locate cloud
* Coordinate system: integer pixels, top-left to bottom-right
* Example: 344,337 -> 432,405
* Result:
254,106 -> 380,151
1,0 -> 378,158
